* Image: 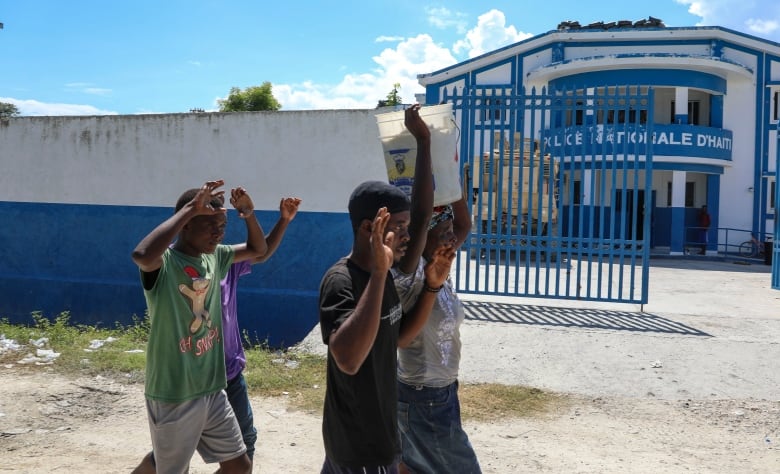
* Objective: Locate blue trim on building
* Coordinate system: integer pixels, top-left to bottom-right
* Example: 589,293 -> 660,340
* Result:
417,26 -> 780,84
670,206 -> 686,252
710,95 -> 723,128
549,69 -> 727,94
558,161 -> 724,174
706,175 -> 720,251
654,208 -> 671,246
0,202 -> 351,347
754,50 -> 766,238
545,53 -> 752,76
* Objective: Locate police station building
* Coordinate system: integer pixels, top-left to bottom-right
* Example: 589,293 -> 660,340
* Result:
417,19 -> 779,256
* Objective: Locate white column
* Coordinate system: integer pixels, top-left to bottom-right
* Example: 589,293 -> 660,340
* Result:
670,170 -> 687,255
583,170 -> 593,205
672,170 -> 686,207
675,88 -> 689,124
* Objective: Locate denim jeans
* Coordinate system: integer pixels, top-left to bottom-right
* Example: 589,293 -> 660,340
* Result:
226,372 -> 258,460
397,380 -> 481,474
320,456 -> 400,474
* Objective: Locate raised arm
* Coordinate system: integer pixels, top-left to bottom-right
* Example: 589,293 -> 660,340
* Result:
398,244 -> 456,347
328,208 -> 393,375
132,180 -> 226,273
254,197 -> 301,264
451,195 -> 472,249
229,187 -> 269,262
398,104 -> 434,274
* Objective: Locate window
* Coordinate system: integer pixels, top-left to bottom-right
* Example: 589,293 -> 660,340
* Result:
773,91 -> 779,122
670,100 -> 701,125
572,180 -> 582,205
606,108 -> 647,125
481,98 -> 505,122
770,179 -> 776,211
575,101 -> 584,126
667,182 -> 672,206
685,182 -> 695,207
564,100 -> 585,126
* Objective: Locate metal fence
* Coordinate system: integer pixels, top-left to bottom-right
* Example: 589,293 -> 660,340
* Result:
446,85 -> 653,304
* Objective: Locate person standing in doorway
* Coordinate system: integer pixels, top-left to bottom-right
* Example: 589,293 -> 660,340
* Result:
698,205 -> 711,255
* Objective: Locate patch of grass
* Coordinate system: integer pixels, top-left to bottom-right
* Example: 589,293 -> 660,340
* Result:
0,315 -> 563,422
243,347 -> 326,414
241,350 -> 565,422
459,383 -> 565,422
0,312 -> 147,381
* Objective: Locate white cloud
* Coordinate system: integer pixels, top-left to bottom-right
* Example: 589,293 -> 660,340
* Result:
375,35 -> 404,43
675,0 -> 780,40
1,97 -> 117,116
426,7 -> 469,34
243,9 -> 537,110
452,9 -> 533,58
271,34 -> 456,110
188,60 -> 202,67
745,18 -> 779,35
83,88 -> 112,96
65,83 -> 113,96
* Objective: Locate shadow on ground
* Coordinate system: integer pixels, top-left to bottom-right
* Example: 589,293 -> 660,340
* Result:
462,300 -> 711,336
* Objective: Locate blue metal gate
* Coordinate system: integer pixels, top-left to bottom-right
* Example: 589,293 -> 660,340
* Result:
446,85 -> 654,304
773,121 -> 780,290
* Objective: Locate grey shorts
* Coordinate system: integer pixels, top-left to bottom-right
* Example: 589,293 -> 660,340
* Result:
146,390 -> 246,474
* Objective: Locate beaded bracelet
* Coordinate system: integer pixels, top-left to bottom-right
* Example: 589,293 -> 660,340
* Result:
424,283 -> 444,293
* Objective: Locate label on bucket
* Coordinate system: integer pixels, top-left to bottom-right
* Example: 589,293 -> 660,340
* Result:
376,103 -> 462,206
386,147 -> 415,196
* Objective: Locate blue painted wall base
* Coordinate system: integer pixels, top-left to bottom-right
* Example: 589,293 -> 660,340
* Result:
0,201 -> 351,348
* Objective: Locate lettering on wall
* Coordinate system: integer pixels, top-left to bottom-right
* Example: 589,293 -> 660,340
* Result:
542,124 -> 733,160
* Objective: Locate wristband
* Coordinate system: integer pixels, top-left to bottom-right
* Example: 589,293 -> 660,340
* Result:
424,283 -> 443,293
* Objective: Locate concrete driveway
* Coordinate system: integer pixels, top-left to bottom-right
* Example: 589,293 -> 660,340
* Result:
457,257 -> 780,400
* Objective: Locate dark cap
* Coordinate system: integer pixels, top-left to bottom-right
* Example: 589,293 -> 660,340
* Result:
348,180 -> 410,229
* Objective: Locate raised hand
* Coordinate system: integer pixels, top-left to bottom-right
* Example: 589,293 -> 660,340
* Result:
370,207 -> 393,274
423,244 -> 456,289
404,104 -> 431,142
230,187 -> 255,219
280,197 -> 302,221
191,180 -> 226,215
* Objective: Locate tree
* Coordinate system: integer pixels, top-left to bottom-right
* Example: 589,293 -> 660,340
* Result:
0,102 -> 20,118
377,83 -> 402,108
218,82 -> 281,112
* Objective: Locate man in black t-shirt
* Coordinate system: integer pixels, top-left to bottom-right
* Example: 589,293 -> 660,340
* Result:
318,105 -> 452,473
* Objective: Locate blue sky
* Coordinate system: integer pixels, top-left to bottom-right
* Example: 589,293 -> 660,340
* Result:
1,0 -> 779,116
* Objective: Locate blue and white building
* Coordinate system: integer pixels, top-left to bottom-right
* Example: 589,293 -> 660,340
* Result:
417,19 -> 780,255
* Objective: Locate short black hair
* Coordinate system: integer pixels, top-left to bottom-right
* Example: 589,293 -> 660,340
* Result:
175,188 -> 224,213
348,181 -> 409,230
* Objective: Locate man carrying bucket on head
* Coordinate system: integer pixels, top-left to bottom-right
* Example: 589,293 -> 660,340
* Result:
318,104 -> 455,473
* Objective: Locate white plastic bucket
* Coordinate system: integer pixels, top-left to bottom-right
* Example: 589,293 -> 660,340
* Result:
375,103 -> 461,206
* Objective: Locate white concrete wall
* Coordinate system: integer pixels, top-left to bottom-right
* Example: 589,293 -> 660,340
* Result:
720,78 -> 758,232
0,110 -> 389,211
0,109 -> 403,344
